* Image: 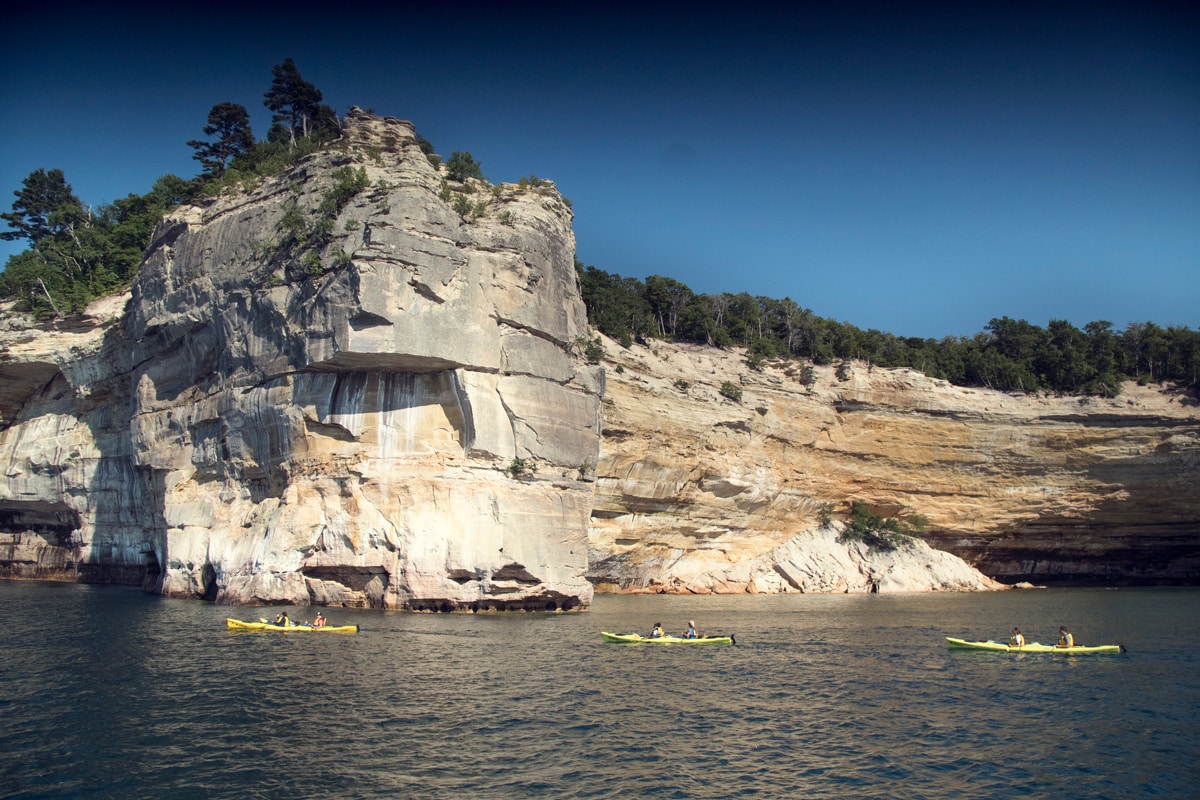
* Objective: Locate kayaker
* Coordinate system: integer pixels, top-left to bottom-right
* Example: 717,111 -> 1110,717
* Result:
1009,627 -> 1024,647
1057,626 -> 1074,648
313,612 -> 326,628
274,611 -> 291,627
648,622 -> 664,639
682,621 -> 698,639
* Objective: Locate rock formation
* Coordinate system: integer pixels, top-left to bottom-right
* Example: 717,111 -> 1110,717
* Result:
3,110 -> 1197,604
589,337 -> 1199,591
0,109 -> 603,610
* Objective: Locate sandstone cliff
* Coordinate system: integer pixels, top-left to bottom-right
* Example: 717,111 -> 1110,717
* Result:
0,110 -> 603,610
589,336 -> 1199,591
3,111 -> 1197,605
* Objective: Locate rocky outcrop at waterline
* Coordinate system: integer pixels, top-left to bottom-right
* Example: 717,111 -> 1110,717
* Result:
3,111 -> 1197,605
1,110 -> 602,610
588,337 -> 1199,591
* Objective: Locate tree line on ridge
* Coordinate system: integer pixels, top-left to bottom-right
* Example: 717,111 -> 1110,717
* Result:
578,265 -> 1199,394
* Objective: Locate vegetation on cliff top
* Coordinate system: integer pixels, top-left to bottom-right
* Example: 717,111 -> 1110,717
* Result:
0,59 -> 346,316
577,263 -> 1199,394
1,59 -> 1196,395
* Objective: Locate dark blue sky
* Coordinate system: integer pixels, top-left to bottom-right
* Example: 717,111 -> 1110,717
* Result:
3,2 -> 1197,338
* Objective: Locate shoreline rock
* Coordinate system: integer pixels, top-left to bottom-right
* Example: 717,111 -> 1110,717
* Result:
589,335 -> 1199,591
1,110 -> 602,610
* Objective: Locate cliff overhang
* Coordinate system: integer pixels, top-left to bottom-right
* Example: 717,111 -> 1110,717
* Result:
1,110 -> 602,610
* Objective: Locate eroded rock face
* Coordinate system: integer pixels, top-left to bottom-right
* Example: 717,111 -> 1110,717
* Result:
1,110 -> 602,610
589,337 -> 1199,591
3,112 -> 1196,603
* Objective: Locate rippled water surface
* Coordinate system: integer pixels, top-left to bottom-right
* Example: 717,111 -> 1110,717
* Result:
2,583 -> 1198,799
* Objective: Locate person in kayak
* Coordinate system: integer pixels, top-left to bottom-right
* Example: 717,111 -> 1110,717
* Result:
648,623 -> 665,639
312,612 -> 326,628
274,611 -> 291,627
1057,626 -> 1074,648
1009,627 -> 1024,647
682,621 -> 698,639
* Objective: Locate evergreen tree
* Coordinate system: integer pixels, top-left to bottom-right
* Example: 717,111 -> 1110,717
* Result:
187,102 -> 255,176
644,275 -> 692,337
445,151 -> 484,182
1036,319 -> 1090,392
0,167 -> 188,316
263,58 -> 326,146
1084,320 -> 1120,392
1165,326 -> 1200,387
1,168 -> 82,244
0,169 -> 92,315
310,102 -> 341,140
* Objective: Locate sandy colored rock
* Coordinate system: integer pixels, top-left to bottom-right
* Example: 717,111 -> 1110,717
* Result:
2,111 -> 1196,603
589,336 -> 1199,591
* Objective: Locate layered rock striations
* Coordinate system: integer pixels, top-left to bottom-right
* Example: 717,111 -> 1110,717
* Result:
589,337 -> 1199,591
3,111 -> 1197,604
1,109 -> 602,609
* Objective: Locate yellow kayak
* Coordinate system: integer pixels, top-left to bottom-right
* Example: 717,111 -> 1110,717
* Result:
226,618 -> 359,633
601,631 -> 735,645
946,637 -> 1124,654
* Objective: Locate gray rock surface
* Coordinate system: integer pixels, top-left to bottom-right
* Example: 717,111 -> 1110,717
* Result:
1,110 -> 602,609
6,111 -> 1192,604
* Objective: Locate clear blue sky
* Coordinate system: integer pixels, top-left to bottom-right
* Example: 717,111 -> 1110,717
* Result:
2,2 -> 1197,339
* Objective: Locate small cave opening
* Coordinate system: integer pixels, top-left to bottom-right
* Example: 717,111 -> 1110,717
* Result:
201,563 -> 219,602
141,549 -> 161,593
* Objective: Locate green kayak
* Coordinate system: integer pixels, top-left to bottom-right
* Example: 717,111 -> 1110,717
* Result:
601,631 -> 735,645
946,637 -> 1124,654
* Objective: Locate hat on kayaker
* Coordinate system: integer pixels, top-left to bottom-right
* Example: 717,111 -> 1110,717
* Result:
689,621 -> 695,627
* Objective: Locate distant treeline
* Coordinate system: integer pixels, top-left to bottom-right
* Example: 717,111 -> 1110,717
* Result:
578,265 -> 1199,394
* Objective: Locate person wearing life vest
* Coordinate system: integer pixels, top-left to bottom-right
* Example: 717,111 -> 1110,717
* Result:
274,611 -> 291,627
1009,627 -> 1024,647
682,621 -> 698,639
312,612 -> 326,628
648,622 -> 664,639
1057,626 -> 1074,648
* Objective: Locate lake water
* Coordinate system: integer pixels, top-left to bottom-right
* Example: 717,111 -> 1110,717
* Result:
1,582 -> 1197,799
